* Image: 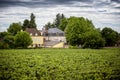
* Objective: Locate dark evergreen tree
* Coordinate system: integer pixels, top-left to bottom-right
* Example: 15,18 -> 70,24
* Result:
44,13 -> 65,30
29,13 -> 37,28
22,19 -> 30,30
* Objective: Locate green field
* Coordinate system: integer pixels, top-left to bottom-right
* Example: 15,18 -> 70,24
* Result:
0,48 -> 120,80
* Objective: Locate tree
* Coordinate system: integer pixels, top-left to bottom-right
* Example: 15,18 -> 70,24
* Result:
15,31 -> 32,48
44,13 -> 66,30
101,27 -> 118,46
22,19 -> 30,30
22,13 -> 37,30
65,16 -> 104,49
116,33 -> 120,47
65,17 -> 83,46
59,18 -> 68,31
0,41 -> 9,49
29,13 -> 36,28
44,22 -> 53,30
83,30 -> 105,49
0,32 -> 15,49
0,32 -> 9,38
54,13 -> 65,28
65,17 -> 94,46
4,35 -> 15,48
0,32 -> 10,49
7,22 -> 22,35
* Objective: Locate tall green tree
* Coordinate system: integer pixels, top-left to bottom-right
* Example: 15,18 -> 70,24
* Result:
15,31 -> 32,48
22,13 -> 37,30
101,27 -> 118,46
44,13 -> 65,30
54,13 -> 65,28
22,19 -> 30,30
59,18 -> 68,31
65,17 -> 83,46
65,17 -> 94,46
7,22 -> 22,35
65,16 -> 104,49
29,13 -> 36,28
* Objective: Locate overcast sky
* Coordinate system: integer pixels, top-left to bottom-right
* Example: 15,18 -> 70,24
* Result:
0,0 -> 120,32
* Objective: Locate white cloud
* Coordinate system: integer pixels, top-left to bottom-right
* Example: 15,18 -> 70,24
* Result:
0,0 -> 120,32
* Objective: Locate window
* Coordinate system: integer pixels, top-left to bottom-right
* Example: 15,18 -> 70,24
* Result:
35,33 -> 38,36
59,33 -> 64,36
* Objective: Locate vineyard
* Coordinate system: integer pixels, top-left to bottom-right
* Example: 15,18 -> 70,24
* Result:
0,48 -> 120,80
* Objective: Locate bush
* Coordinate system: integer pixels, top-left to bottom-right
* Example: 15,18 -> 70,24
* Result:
15,31 -> 32,48
0,42 -> 9,49
82,38 -> 105,49
4,35 -> 15,48
82,30 -> 105,49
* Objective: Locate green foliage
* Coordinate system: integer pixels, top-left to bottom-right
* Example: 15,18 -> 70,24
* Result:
44,13 -> 66,30
65,17 -> 82,46
82,30 -> 105,49
15,31 -> 32,48
0,42 -> 9,49
22,13 -> 37,30
0,48 -> 120,79
29,13 -> 36,28
0,32 -> 9,38
7,22 -> 22,35
59,18 -> 68,31
44,22 -> 54,30
22,19 -> 30,30
54,13 -> 65,28
65,16 -> 105,49
0,32 -> 12,49
4,35 -> 15,48
0,42 -> 3,49
116,33 -> 120,46
65,17 -> 91,45
101,27 -> 118,46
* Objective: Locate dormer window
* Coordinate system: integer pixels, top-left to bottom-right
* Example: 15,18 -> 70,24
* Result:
35,33 -> 38,36
30,33 -> 32,36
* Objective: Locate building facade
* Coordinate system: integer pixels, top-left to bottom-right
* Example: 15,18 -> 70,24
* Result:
42,28 -> 66,48
26,28 -> 66,48
26,28 -> 44,47
43,28 -> 66,43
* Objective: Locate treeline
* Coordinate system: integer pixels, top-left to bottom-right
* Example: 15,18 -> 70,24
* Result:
44,13 -> 120,49
0,13 -> 120,49
0,13 -> 37,49
64,17 -> 120,48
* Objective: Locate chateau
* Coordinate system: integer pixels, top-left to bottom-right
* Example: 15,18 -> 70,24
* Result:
26,28 -> 66,48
